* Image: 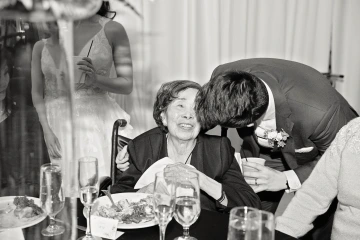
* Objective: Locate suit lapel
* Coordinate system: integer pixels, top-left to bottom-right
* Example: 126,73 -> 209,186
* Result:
261,74 -> 298,169
237,127 -> 260,157
191,134 -> 204,171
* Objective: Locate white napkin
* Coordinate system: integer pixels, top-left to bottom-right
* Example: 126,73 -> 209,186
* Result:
0,228 -> 25,240
234,152 -> 243,173
134,157 -> 175,189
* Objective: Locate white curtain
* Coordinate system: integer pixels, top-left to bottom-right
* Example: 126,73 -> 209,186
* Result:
332,0 -> 360,114
111,0 -> 355,137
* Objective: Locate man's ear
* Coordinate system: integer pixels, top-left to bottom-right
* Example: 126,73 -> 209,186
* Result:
161,112 -> 167,126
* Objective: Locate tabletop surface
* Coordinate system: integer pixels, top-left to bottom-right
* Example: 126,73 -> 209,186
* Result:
12,198 -> 296,240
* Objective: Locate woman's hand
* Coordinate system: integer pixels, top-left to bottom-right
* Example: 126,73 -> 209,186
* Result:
164,163 -> 223,201
242,162 -> 287,193
77,57 -> 97,86
116,146 -> 130,172
44,129 -> 61,159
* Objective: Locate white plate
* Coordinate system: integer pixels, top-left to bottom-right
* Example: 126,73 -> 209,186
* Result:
92,193 -> 157,229
0,196 -> 47,231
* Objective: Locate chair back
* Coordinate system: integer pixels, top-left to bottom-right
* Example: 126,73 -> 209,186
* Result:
110,119 -> 131,185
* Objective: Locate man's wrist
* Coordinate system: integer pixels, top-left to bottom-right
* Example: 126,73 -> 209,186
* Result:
283,170 -> 302,192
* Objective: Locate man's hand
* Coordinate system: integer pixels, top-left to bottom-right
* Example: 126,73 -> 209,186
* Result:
116,145 -> 130,172
242,162 -> 287,193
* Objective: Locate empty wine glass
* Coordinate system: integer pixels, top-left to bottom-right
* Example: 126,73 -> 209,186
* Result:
153,171 -> 176,240
173,171 -> 201,240
78,156 -> 101,240
40,163 -> 65,236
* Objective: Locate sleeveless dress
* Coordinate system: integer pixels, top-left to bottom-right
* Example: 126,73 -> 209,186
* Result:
41,17 -> 133,195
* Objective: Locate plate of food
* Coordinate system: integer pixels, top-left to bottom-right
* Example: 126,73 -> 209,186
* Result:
92,193 -> 156,229
0,196 -> 46,231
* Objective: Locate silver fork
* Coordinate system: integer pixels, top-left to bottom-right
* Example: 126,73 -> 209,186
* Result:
101,190 -> 121,211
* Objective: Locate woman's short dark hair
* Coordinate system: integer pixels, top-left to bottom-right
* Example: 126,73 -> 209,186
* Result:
195,71 -> 269,130
153,80 -> 202,133
97,1 -> 116,19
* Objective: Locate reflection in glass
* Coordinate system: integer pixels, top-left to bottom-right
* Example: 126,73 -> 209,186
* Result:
39,163 -> 65,236
0,0 -> 102,21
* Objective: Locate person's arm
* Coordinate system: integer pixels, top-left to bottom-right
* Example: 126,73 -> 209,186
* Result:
110,140 -> 142,193
79,20 -> 133,94
31,41 -> 61,159
293,103 -> 357,183
275,120 -> 349,238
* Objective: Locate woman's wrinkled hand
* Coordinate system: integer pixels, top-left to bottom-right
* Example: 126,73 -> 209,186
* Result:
116,145 -> 130,172
77,57 -> 97,86
44,129 -> 61,159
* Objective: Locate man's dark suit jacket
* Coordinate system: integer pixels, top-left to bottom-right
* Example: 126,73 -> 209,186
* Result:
212,58 -> 357,183
111,127 -> 261,212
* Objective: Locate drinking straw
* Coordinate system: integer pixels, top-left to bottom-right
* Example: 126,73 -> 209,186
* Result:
86,40 -> 94,57
78,40 -> 94,83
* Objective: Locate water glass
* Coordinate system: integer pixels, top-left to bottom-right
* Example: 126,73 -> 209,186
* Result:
173,171 -> 201,240
153,171 -> 176,240
245,210 -> 275,240
227,206 -> 258,240
40,163 -> 65,236
78,156 -> 101,240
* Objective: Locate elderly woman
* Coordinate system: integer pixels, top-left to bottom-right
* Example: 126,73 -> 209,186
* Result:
111,80 -> 261,211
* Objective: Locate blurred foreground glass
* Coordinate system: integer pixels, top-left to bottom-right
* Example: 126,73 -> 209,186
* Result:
245,210 -> 274,240
0,0 -> 102,21
174,171 -> 201,240
39,163 -> 65,236
78,156 -> 100,240
153,171 -> 176,240
227,206 -> 258,240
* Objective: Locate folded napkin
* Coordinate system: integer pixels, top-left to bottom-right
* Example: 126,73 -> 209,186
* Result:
134,157 -> 175,189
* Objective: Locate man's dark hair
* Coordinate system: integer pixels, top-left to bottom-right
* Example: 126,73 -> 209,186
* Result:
196,71 -> 269,130
153,80 -> 202,133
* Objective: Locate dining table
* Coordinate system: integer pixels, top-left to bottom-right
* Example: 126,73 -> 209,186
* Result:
15,197 -> 297,240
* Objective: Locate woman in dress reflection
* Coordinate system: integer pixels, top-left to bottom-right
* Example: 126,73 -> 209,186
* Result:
31,1 -> 133,195
276,118 -> 360,239
111,80 -> 261,212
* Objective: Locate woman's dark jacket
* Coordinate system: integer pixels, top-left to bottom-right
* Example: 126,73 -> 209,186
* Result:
111,127 -> 261,212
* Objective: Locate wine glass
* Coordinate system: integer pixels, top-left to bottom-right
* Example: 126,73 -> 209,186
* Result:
78,156 -> 101,240
39,163 -> 65,236
173,171 -> 201,240
153,171 -> 176,240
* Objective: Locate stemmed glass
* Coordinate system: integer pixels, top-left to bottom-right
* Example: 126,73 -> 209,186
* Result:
78,156 -> 101,240
173,171 -> 201,240
39,163 -> 65,236
153,171 -> 176,240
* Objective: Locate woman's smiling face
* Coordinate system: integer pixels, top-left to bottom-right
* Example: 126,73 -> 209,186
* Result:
161,88 -> 201,142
